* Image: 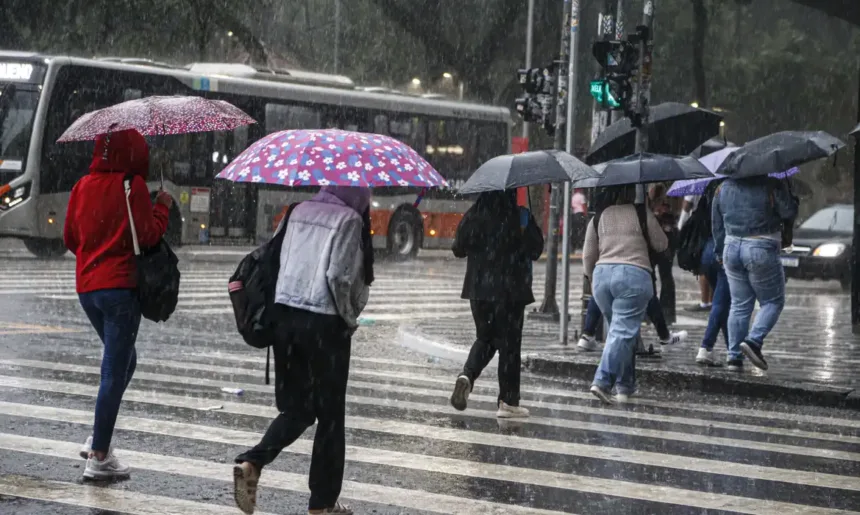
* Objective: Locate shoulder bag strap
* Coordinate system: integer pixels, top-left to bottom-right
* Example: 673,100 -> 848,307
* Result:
123,176 -> 141,257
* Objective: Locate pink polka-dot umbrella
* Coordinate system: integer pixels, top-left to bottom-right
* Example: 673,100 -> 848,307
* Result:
57,95 -> 256,142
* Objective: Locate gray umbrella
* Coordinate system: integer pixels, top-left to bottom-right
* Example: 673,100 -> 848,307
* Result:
573,153 -> 713,188
457,150 -> 598,194
715,131 -> 846,179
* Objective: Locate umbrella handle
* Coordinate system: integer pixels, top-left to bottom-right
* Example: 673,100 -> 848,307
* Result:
413,188 -> 427,208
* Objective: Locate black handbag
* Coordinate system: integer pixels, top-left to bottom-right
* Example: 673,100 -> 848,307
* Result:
123,177 -> 181,322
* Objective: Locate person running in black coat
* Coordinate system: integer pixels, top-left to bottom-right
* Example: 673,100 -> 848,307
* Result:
449,190 -> 544,418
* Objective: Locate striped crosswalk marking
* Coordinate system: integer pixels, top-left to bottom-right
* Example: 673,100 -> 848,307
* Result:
1,259 -> 859,513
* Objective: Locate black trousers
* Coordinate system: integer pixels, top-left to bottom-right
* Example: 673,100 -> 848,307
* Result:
235,306 -> 351,511
462,300 -> 525,406
655,231 -> 677,325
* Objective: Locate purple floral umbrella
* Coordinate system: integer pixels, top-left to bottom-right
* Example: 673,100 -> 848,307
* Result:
216,129 -> 448,188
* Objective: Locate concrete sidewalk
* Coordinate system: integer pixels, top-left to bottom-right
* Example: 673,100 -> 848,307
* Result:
400,294 -> 860,409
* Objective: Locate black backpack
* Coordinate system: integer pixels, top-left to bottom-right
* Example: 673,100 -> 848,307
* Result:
677,195 -> 712,274
122,176 -> 181,323
228,202 -> 300,384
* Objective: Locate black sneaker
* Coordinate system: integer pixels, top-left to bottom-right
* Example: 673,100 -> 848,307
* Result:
726,359 -> 744,372
740,341 -> 768,371
450,375 -> 471,411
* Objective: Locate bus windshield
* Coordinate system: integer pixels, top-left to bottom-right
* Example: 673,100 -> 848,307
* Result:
0,83 -> 39,179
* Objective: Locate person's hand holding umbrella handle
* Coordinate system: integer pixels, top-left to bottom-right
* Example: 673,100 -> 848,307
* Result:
155,190 -> 173,209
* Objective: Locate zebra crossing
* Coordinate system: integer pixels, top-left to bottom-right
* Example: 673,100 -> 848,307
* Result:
1,258 -> 859,513
0,259 -> 714,324
0,336 -> 859,513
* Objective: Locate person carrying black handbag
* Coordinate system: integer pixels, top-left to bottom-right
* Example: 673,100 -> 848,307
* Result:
63,129 -> 172,480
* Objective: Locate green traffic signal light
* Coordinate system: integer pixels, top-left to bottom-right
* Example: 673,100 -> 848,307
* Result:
590,80 -> 621,109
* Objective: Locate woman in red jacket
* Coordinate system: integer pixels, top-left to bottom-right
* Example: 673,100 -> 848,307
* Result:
63,129 -> 172,480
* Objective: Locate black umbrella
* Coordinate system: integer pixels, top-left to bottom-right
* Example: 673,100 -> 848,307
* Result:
850,123 -> 860,137
457,150 -> 598,195
690,136 -> 736,158
586,102 -> 724,165
573,153 -> 713,188
715,131 -> 846,179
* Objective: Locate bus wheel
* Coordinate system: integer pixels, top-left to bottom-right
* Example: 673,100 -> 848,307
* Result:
23,238 -> 67,259
387,207 -> 422,261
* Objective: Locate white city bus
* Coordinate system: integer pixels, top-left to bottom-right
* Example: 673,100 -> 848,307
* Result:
0,52 -> 511,258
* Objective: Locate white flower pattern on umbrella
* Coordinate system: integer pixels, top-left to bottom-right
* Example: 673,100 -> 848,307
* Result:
216,128 -> 447,188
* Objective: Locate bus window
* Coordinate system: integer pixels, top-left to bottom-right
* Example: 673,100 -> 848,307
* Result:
40,68 -> 127,193
388,116 -> 425,155
476,122 -> 507,166
265,103 -> 321,133
426,119 -> 475,183
373,114 -> 388,135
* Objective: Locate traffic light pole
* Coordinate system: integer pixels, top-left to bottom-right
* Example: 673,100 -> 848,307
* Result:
534,0 -> 574,320
559,0 -> 582,344
633,1 -> 655,154
579,0 -> 618,341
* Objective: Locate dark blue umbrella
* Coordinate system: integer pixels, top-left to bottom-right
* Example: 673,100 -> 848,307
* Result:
573,153 -> 713,188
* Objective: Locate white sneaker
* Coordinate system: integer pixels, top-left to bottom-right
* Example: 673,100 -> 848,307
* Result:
661,330 -> 688,346
590,385 -> 613,404
83,453 -> 130,480
577,334 -> 598,351
309,502 -> 353,514
496,401 -> 529,418
695,347 -> 717,365
79,436 -> 93,459
613,393 -> 631,404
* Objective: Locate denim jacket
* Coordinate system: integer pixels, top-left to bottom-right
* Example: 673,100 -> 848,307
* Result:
712,177 -> 798,256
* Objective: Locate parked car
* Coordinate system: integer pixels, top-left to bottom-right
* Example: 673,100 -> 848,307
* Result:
780,204 -> 853,290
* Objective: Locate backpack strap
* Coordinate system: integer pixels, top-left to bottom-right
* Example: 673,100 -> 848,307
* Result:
635,203 -> 652,250
264,201 -> 301,385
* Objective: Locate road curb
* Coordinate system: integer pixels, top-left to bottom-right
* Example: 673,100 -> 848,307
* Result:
399,325 -> 860,410
523,355 -> 860,410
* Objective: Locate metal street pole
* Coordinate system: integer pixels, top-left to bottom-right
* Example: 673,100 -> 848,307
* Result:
534,0 -> 573,319
523,0 -> 535,140
334,0 -> 341,74
612,0 -> 627,124
633,1 -> 655,155
579,0 -> 617,340
559,0 -> 582,344
852,59 -> 860,333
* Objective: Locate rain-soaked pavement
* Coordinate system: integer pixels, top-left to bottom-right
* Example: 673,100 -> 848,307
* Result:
0,254 -> 858,514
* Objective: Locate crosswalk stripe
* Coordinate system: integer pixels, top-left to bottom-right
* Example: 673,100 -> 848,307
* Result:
0,474 -> 279,515
128,356 -> 860,444
10,357 -> 860,460
0,374 -> 856,493
4,355 -> 860,465
2,400 -> 856,515
0,433 -> 572,515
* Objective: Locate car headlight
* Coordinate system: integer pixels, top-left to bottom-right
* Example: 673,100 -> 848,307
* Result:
813,243 -> 846,258
0,182 -> 30,211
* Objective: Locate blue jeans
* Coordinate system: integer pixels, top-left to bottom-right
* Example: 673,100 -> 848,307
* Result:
583,283 -> 669,340
700,240 -> 732,357
722,237 -> 785,353
79,288 -> 141,453
591,264 -> 653,395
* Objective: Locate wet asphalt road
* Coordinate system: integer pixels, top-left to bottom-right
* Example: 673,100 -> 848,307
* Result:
0,255 -> 858,514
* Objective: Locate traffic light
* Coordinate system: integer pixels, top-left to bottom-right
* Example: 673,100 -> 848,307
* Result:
590,39 -> 638,116
514,65 -> 556,135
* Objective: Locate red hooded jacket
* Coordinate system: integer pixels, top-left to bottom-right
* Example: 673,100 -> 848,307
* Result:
63,129 -> 170,293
